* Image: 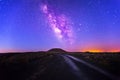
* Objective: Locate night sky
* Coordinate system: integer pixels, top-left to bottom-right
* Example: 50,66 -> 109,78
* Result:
0,0 -> 120,52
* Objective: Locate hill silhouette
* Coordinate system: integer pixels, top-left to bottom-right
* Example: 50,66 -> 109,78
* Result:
48,48 -> 67,53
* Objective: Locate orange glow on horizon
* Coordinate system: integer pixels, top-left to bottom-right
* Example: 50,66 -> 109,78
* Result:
81,48 -> 120,53
80,47 -> 104,52
87,49 -> 103,53
79,45 -> 120,52
81,49 -> 103,53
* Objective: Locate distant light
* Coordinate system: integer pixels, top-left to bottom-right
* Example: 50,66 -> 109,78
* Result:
89,49 -> 102,53
83,49 -> 103,53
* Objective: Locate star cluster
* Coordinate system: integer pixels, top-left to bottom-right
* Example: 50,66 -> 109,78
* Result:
41,1 -> 74,44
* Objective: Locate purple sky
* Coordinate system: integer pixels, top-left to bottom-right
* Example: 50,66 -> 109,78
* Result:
0,0 -> 120,52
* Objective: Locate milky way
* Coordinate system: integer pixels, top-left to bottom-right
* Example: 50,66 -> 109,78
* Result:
40,0 -> 74,44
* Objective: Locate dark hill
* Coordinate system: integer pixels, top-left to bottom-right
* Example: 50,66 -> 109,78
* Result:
48,48 -> 67,53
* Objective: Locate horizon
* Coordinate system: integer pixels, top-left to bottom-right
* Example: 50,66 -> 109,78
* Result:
0,48 -> 120,53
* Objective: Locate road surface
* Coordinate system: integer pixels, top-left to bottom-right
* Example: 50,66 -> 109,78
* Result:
60,54 -> 117,80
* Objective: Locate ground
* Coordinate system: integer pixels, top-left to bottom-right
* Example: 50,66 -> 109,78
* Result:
0,52 -> 120,80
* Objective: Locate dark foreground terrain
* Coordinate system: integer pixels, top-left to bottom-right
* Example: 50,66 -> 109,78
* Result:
0,51 -> 120,80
